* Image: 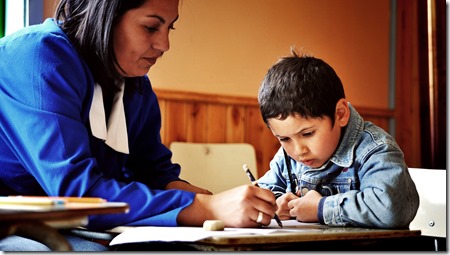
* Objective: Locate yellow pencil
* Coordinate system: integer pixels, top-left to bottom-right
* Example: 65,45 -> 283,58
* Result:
61,197 -> 106,203
0,196 -> 65,205
9,196 -> 107,204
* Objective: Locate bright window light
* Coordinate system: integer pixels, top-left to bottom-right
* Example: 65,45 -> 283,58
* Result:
5,0 -> 25,36
5,0 -> 42,36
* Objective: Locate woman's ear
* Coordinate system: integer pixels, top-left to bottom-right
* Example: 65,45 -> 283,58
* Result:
335,99 -> 350,127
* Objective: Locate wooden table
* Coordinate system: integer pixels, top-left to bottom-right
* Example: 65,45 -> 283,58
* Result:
111,220 -> 424,251
0,201 -> 129,251
193,227 -> 423,251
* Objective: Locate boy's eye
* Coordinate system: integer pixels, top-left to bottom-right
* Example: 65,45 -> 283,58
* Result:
302,131 -> 314,137
279,137 -> 289,142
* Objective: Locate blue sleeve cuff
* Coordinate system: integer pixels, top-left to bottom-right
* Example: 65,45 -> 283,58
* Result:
318,197 -> 326,225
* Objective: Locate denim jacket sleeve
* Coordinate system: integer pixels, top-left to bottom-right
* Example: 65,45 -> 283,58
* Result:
320,125 -> 420,229
257,147 -> 291,199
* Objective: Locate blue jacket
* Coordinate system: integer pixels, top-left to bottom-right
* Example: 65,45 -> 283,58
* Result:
257,104 -> 419,228
0,19 -> 195,230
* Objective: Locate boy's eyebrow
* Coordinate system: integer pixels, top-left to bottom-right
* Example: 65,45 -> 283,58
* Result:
274,126 -> 314,138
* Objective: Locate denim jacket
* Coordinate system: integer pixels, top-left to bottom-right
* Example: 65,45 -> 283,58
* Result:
257,104 -> 419,229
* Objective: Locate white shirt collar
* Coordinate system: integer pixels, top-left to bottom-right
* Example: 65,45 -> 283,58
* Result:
89,81 -> 129,154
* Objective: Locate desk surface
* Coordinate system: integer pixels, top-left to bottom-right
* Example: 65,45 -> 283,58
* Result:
111,220 -> 423,251
200,227 -> 421,246
0,200 -> 129,251
0,201 -> 129,221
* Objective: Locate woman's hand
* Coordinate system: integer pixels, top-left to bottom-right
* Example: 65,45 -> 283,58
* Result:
177,185 -> 277,228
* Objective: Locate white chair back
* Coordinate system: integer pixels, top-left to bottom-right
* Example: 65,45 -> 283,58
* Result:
408,168 -> 446,238
169,142 -> 258,194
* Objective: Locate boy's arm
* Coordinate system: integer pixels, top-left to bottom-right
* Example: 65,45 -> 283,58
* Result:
256,148 -> 290,198
320,145 -> 419,229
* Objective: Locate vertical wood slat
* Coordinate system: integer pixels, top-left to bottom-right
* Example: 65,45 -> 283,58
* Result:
245,106 -> 279,177
186,103 -> 207,142
154,89 -> 395,178
226,106 -> 245,143
395,0 -> 422,167
206,105 -> 227,142
165,101 -> 187,142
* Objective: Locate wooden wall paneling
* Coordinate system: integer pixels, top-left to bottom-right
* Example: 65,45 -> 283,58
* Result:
206,104 -> 227,143
354,106 -> 394,133
165,101 -> 188,144
259,129 -> 280,177
433,0 -> 447,169
416,0 -> 446,169
225,105 -> 245,143
155,89 -> 395,179
364,117 -> 390,132
395,0 -> 422,167
245,106 -> 279,178
186,102 -> 208,142
417,0 -> 432,167
245,106 -> 264,176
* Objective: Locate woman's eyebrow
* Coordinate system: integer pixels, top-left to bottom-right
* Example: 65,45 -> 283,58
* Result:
146,14 -> 179,25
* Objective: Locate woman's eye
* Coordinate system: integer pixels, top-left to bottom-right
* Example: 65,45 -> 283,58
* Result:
146,25 -> 175,33
146,26 -> 158,32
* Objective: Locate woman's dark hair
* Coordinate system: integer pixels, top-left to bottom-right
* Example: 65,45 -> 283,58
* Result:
258,48 -> 345,125
54,0 -> 147,89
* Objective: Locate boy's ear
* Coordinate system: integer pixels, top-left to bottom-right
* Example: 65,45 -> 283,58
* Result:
335,99 -> 350,127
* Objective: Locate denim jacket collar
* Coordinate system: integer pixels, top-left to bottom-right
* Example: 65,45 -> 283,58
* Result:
328,103 -> 364,168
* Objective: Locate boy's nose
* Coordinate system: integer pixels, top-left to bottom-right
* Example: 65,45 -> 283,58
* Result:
294,143 -> 308,157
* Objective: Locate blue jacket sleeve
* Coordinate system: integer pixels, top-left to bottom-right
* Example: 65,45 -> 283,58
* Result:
0,19 -> 195,230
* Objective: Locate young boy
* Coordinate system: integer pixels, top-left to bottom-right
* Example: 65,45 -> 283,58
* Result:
256,49 -> 419,229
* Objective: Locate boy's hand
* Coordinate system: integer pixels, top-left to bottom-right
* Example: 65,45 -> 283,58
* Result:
287,190 -> 322,222
275,193 -> 299,220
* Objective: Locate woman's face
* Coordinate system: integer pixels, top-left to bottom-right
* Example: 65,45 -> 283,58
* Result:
113,0 -> 179,77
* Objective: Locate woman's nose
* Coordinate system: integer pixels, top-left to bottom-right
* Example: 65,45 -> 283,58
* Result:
153,31 -> 170,52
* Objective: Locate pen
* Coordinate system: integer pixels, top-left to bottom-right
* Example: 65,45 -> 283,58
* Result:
242,164 -> 283,228
283,148 -> 299,196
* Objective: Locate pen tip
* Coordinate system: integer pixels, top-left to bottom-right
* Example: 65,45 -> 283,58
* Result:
242,164 -> 248,171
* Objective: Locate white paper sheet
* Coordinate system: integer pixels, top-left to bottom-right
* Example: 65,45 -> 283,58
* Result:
109,220 -> 322,246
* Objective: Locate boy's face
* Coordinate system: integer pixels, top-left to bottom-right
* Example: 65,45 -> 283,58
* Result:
267,99 -> 350,169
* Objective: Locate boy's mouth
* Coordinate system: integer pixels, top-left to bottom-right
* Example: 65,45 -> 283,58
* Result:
301,159 -> 314,166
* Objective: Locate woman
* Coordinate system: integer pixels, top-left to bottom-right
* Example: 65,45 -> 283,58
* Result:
0,0 -> 277,251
